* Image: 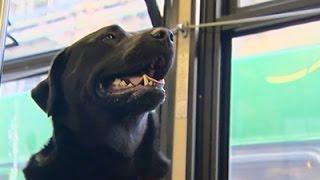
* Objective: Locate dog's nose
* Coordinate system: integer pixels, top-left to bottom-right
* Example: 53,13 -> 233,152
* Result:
151,28 -> 174,44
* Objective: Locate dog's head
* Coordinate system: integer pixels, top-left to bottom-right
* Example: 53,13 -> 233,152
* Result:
32,25 -> 174,116
31,25 -> 173,149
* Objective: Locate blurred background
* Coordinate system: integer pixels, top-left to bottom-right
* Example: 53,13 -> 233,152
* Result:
1,0 -> 320,180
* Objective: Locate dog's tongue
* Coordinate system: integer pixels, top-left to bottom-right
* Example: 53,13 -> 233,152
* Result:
127,76 -> 143,85
122,75 -> 165,86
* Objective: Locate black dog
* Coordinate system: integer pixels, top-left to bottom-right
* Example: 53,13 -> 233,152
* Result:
23,25 -> 174,180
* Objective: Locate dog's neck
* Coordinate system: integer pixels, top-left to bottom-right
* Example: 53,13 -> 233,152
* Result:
53,112 -> 149,156
28,112 -> 150,178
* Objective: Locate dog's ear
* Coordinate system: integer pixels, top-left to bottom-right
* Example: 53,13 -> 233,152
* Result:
31,50 -> 67,116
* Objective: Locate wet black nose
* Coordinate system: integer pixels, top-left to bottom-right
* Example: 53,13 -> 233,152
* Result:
151,28 -> 174,44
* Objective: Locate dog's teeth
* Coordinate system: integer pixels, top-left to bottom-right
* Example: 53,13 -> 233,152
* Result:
113,78 -> 121,86
127,83 -> 133,87
120,80 -> 127,87
143,74 -> 149,86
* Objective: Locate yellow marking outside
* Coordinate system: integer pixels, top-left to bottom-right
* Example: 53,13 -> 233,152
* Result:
266,59 -> 320,84
308,60 -> 320,73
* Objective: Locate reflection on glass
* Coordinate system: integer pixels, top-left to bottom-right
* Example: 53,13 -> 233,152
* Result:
230,21 -> 320,180
239,0 -> 276,7
5,0 -> 156,60
0,75 -> 47,96
1,1 -> 162,179
0,75 -> 51,180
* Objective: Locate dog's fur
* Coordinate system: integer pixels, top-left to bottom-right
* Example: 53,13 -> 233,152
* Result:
23,25 -> 174,180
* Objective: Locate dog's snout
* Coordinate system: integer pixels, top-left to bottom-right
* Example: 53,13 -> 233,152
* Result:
151,28 -> 174,44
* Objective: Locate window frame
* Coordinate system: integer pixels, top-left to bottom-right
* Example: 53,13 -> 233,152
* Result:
229,0 -> 320,15
144,0 -> 163,27
194,0 -> 231,180
195,1 -> 320,180
1,0 -> 164,82
0,0 -> 9,83
1,49 -> 57,82
157,1 -> 179,179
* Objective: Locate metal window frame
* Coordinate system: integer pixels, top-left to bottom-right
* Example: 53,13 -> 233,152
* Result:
195,1 -> 320,180
185,0 -> 201,179
2,49 -> 58,82
0,0 -> 10,83
229,0 -> 320,15
144,0 -> 163,27
224,4 -> 320,36
195,0 -> 231,180
160,1 -> 202,180
158,1 -> 179,179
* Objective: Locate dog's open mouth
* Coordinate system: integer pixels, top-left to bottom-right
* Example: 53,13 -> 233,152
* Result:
96,56 -> 170,96
99,74 -> 165,93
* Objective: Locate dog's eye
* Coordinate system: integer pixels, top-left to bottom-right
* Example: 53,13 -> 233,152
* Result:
103,34 -> 115,41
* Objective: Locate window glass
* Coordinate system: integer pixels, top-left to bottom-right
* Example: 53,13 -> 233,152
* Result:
239,0 -> 276,7
230,21 -> 320,180
0,75 -> 50,180
156,0 -> 165,16
0,0 -> 163,179
5,0 -> 159,60
0,75 -> 47,96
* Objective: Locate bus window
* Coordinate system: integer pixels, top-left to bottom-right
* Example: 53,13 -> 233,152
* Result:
5,0 -> 155,61
230,20 -> 320,180
0,75 -> 51,180
0,0 -> 163,179
239,0 -> 278,7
